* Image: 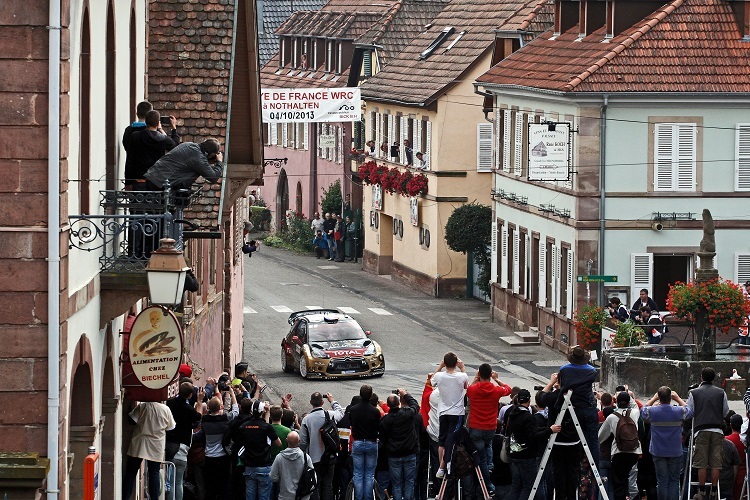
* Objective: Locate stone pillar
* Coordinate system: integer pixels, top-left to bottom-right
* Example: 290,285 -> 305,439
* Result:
0,453 -> 50,499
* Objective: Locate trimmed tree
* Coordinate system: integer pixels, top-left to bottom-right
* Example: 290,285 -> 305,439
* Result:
320,179 -> 343,215
444,203 -> 492,296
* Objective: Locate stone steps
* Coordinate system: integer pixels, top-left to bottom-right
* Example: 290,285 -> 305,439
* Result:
499,327 -> 541,346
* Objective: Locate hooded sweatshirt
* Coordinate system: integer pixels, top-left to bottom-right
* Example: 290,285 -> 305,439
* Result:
270,447 -> 314,500
467,380 -> 512,430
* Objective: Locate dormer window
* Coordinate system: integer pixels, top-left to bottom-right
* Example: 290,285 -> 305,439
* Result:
419,27 -> 455,60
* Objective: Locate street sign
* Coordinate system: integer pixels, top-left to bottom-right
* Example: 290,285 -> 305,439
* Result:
576,275 -> 618,283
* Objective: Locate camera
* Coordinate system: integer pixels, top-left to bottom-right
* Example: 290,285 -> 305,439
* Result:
392,389 -> 400,395
160,115 -> 172,128
218,380 -> 230,392
615,385 -> 627,392
533,386 -> 544,391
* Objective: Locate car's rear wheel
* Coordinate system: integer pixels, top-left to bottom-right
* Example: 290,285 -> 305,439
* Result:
281,347 -> 293,373
299,356 -> 309,379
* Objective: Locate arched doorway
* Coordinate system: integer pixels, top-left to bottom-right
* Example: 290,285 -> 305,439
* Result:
276,168 -> 289,229
100,351 -> 118,498
295,181 -> 303,215
68,336 -> 95,500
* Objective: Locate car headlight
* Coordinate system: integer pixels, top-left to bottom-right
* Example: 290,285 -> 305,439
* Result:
363,343 -> 376,356
311,347 -> 329,359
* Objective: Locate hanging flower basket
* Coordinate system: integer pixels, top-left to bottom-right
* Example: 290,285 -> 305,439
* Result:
358,162 -> 429,197
666,278 -> 750,332
404,173 -> 429,197
358,161 -> 377,185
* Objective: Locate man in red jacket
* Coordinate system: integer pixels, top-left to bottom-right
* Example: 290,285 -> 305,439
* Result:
467,363 -> 512,494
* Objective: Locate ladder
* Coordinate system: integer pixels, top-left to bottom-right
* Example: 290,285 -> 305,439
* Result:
682,421 -> 721,500
528,391 -> 609,500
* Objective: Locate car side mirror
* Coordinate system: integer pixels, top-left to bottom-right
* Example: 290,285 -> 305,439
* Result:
365,330 -> 371,336
292,335 -> 300,343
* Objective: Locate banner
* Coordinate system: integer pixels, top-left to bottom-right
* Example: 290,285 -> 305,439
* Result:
262,87 -> 361,123
527,123 -> 571,181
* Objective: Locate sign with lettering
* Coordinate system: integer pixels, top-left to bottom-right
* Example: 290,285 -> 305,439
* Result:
527,123 -> 571,181
128,306 -> 183,389
261,87 -> 361,123
319,134 -> 336,147
577,275 -> 618,283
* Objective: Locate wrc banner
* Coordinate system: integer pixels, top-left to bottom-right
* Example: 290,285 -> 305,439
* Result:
261,87 -> 361,123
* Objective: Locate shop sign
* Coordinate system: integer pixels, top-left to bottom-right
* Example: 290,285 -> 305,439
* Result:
127,306 -> 183,390
527,123 -> 571,181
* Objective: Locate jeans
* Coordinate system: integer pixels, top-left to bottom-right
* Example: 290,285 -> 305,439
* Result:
166,442 -> 188,500
598,459 -> 614,500
469,428 -> 496,492
123,456 -> 162,500
551,444 -> 583,500
508,457 -> 539,500
575,407 -> 600,470
611,453 -> 639,500
204,455 -> 231,500
244,465 -> 272,500
389,454 -> 417,500
652,456 -> 681,500
313,457 -> 335,500
327,240 -> 335,259
352,440 -> 378,500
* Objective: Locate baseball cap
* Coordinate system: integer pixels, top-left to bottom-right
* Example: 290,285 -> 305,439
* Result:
516,389 -> 531,404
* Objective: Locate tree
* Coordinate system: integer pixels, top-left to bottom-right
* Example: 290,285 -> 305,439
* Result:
444,203 -> 492,296
320,179 -> 343,215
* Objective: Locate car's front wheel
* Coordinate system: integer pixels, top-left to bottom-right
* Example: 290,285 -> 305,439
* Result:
281,347 -> 293,373
299,356 -> 309,379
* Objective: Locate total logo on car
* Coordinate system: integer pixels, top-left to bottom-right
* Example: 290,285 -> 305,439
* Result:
280,309 -> 385,379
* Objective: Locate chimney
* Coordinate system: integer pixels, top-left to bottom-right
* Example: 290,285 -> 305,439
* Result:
553,0 -> 579,36
605,0 -> 615,39
728,0 -> 750,40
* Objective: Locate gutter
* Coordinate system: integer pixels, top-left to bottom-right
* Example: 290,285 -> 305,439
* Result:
47,0 -> 61,498
598,94 -> 608,307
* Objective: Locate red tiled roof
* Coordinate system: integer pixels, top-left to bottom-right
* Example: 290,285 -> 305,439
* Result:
360,0 -> 553,105
477,0 -> 750,93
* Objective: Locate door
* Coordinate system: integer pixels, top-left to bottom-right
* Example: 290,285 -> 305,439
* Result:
653,255 -> 690,310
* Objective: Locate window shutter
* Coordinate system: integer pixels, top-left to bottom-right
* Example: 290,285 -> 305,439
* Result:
675,124 -> 696,191
495,107 -> 501,170
282,123 -> 288,148
400,115 -> 407,164
415,120 -> 422,163
388,115 -> 395,158
512,231 -> 520,293
514,112 -> 524,176
654,123 -> 696,191
500,226 -> 508,288
337,126 -> 343,164
368,111 -> 375,145
295,123 -> 301,149
566,249 -> 574,319
317,124 -> 323,157
270,123 -> 278,145
550,245 -> 558,313
736,124 -> 750,191
538,242 -> 546,307
425,121 -> 432,170
630,253 -> 653,306
525,234 -> 532,301
735,253 -> 750,284
325,124 -> 331,160
376,113 -> 382,159
303,123 -> 309,150
654,123 -> 673,190
502,110 -> 511,173
491,221 -> 498,283
477,123 -> 494,171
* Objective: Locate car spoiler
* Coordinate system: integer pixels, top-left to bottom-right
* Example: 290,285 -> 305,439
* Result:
288,308 -> 340,324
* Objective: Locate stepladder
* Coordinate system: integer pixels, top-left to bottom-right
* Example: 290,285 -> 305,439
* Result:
435,429 -> 491,500
683,420 -> 722,500
528,391 -> 609,500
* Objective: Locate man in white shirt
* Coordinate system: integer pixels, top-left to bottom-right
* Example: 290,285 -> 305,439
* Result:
430,352 -> 468,478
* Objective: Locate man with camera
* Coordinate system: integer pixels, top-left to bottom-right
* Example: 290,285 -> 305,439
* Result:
201,389 -> 239,500
349,385 -> 382,500
607,297 -> 630,322
379,388 -> 420,500
142,138 -> 224,191
166,382 -> 205,500
234,400 -> 282,500
126,109 -> 180,185
300,392 -> 345,500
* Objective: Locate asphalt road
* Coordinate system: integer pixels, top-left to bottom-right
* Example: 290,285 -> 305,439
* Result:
242,243 -> 566,411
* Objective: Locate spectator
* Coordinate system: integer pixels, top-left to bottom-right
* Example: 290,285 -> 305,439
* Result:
233,362 -> 259,398
334,215 -> 345,262
640,386 -> 692,499
414,152 -> 426,170
223,398 -> 255,500
313,230 -> 329,259
201,394 -> 239,500
598,392 -> 615,423
631,289 -> 659,318
122,401 -> 177,500
726,414 -> 746,500
719,436 -> 741,500
126,109 -> 180,184
142,139 -> 224,191
688,367 -> 730,500
404,139 -> 413,166
379,388 -> 420,500
598,392 -> 643,500
123,100 -> 152,188
420,375 -> 441,497
431,352 -> 468,479
350,385 -> 382,500
271,431 -> 316,500
166,382 -> 205,500
270,405 -> 291,459
466,363 -> 512,495
236,400 -> 281,500
507,389 -> 561,498
311,212 -> 325,233
345,215 -> 356,261
333,396 -> 360,500
299,392 -> 345,500
607,297 -> 630,323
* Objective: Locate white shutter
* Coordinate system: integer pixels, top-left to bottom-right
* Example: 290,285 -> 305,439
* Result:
654,123 -> 673,190
566,249 -> 574,319
500,226 -> 508,288
477,123 -> 494,171
400,115 -> 407,164
415,120 -> 422,163
495,108 -> 501,169
388,115 -> 395,159
303,123 -> 309,150
367,111 -> 374,146
270,123 -> 278,145
502,110 -> 511,173
490,221 -> 498,284
282,123 -> 288,148
538,243 -> 547,307
337,126 -> 343,164
737,124 -> 750,191
425,121 -> 432,170
512,231 -> 520,293
295,123 -> 301,149
514,111 -> 523,176
675,124 -> 696,191
550,245 -> 558,313
630,253 -> 653,307
525,234 -> 532,300
735,253 -> 750,284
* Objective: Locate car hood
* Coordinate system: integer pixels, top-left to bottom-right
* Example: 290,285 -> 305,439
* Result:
309,339 -> 374,357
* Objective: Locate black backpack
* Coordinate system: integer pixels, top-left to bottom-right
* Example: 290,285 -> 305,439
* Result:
296,454 -> 317,499
318,410 -> 340,458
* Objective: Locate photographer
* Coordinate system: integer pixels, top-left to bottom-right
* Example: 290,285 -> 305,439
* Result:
142,138 -> 224,191
126,109 -> 180,184
200,390 -> 239,500
607,297 -> 630,322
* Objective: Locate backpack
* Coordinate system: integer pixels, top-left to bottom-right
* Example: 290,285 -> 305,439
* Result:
451,444 -> 474,478
296,454 -> 317,499
318,410 -> 340,458
614,409 -> 640,452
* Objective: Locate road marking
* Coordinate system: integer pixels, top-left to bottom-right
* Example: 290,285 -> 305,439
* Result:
532,360 -> 564,367
317,265 -> 339,270
368,308 -> 392,316
271,305 -> 294,313
243,306 -> 257,314
338,307 -> 360,314
305,306 -> 323,310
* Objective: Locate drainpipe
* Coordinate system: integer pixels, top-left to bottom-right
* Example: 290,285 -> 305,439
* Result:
47,0 -> 61,498
598,94 -> 608,308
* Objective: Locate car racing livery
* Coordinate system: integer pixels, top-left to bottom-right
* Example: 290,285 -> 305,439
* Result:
280,309 -> 385,379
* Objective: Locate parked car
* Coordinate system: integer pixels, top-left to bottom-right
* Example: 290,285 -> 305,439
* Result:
281,309 -> 385,379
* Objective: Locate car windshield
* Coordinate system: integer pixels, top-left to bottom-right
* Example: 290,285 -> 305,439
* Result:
308,321 -> 366,342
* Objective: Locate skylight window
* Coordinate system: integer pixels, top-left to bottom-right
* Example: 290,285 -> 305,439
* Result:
419,27 -> 455,60
444,31 -> 466,52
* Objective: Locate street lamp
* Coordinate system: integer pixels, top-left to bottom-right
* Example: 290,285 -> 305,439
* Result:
146,238 -> 190,306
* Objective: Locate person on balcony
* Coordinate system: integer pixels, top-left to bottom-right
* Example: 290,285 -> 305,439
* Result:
142,139 -> 224,192
123,100 -> 152,189
126,110 -> 180,185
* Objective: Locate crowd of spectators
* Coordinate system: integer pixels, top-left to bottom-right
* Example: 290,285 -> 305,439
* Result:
311,212 -> 357,262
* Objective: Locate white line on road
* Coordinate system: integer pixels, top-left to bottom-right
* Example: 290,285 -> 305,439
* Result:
368,308 -> 392,316
243,307 -> 257,314
338,307 -> 360,314
271,305 -> 294,313
317,265 -> 339,270
305,306 -> 323,310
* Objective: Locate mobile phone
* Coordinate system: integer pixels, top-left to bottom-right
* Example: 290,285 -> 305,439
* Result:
260,385 -> 268,393
160,116 -> 172,127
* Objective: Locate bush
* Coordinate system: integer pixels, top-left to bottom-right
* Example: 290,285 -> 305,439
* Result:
445,203 -> 492,296
250,206 -> 272,231
612,321 -> 646,347
281,213 -> 314,251
321,180 -> 343,215
264,235 -> 284,247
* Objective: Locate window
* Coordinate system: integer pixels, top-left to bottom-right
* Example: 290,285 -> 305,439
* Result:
501,110 -> 511,173
518,231 -> 527,297
513,111 -> 524,176
736,124 -> 750,191
419,27 -> 455,60
653,123 -> 697,191
477,123 -> 493,171
419,225 -> 431,250
735,253 -> 750,284
560,246 -> 573,317
507,226 -> 515,292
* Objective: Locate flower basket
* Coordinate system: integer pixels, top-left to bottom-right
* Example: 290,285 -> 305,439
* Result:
381,168 -> 401,194
404,173 -> 429,197
666,278 -> 750,332
397,170 -> 413,197
573,304 -> 609,350
358,161 -> 377,185
612,321 -> 646,347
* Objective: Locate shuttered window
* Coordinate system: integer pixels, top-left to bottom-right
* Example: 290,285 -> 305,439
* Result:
502,110 -> 511,173
514,111 -> 524,176
736,253 -> 750,284
630,253 -> 653,306
477,123 -> 493,171
424,121 -> 432,170
654,123 -> 697,191
736,124 -> 750,191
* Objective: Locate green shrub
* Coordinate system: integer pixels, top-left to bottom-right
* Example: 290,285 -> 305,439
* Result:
264,235 -> 283,247
250,206 -> 272,231
321,180 -> 343,215
445,203 -> 492,296
281,213 -> 314,252
612,321 -> 646,347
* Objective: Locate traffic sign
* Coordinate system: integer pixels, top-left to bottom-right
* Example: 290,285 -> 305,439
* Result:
576,275 -> 618,283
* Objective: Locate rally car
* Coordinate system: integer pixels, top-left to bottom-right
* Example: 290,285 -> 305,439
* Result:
280,309 -> 385,379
